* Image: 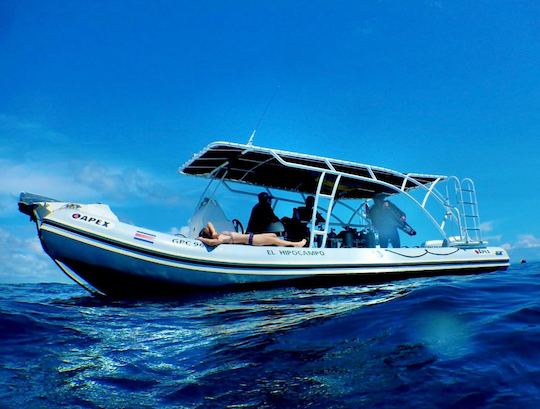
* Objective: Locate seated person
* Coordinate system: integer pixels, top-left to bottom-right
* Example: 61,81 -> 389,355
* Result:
246,192 -> 280,233
294,195 -> 325,224
198,222 -> 307,248
287,195 -> 325,244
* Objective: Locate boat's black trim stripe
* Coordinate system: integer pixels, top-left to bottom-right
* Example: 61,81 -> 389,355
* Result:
41,219 -> 509,271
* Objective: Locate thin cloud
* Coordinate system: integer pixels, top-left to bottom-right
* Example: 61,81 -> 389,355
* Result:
0,113 -> 180,203
0,113 -> 197,215
483,234 -> 502,243
502,235 -> 540,263
76,162 -> 179,204
0,160 -> 95,196
480,221 -> 495,233
479,221 -> 502,244
499,234 -> 540,251
0,227 -> 65,283
0,159 -> 95,216
514,234 -> 540,249
0,159 -> 183,217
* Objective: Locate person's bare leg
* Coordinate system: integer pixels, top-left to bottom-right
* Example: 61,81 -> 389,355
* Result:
273,237 -> 307,247
253,233 -> 306,247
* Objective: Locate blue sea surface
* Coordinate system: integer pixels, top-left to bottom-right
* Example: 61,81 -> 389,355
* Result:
1,263 -> 540,408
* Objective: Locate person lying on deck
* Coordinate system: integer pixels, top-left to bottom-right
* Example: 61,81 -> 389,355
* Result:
198,222 -> 307,248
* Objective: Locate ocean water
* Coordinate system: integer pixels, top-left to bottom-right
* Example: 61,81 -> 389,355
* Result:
1,263 -> 540,408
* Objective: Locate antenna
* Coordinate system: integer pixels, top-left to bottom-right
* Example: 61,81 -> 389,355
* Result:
247,84 -> 280,146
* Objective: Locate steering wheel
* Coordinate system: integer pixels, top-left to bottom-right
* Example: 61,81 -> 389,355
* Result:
232,219 -> 244,234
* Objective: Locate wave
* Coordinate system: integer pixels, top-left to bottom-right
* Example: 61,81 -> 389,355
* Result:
1,263 -> 540,408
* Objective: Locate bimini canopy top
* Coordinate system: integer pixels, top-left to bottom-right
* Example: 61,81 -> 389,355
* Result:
180,141 -> 446,199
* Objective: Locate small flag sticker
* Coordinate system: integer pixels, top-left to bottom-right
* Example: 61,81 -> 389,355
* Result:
134,231 -> 156,244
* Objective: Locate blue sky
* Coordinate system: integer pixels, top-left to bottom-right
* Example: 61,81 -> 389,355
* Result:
1,1 -> 539,282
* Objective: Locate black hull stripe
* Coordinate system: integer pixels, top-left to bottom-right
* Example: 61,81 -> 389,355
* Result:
61,258 -> 508,296
41,219 -> 509,271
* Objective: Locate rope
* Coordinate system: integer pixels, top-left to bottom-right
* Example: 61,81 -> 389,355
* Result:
385,248 -> 461,258
386,249 -> 428,258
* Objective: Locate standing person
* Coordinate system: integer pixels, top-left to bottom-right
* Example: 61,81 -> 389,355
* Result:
246,192 -> 280,233
367,193 -> 406,248
198,222 -> 306,247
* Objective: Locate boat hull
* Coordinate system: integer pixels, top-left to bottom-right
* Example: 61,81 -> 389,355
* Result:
55,253 -> 507,297
31,203 -> 509,296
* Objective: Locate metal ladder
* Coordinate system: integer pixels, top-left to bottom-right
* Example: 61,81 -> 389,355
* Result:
310,172 -> 342,248
457,178 -> 482,243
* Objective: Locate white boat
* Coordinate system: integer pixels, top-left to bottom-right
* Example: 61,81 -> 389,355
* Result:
19,141 -> 509,296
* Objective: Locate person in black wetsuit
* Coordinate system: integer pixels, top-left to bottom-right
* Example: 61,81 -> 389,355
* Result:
367,193 -> 406,248
290,195 -> 325,245
294,195 -> 325,225
246,192 -> 280,234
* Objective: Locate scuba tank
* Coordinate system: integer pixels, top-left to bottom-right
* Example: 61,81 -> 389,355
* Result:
340,227 -> 356,248
326,228 -> 338,248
